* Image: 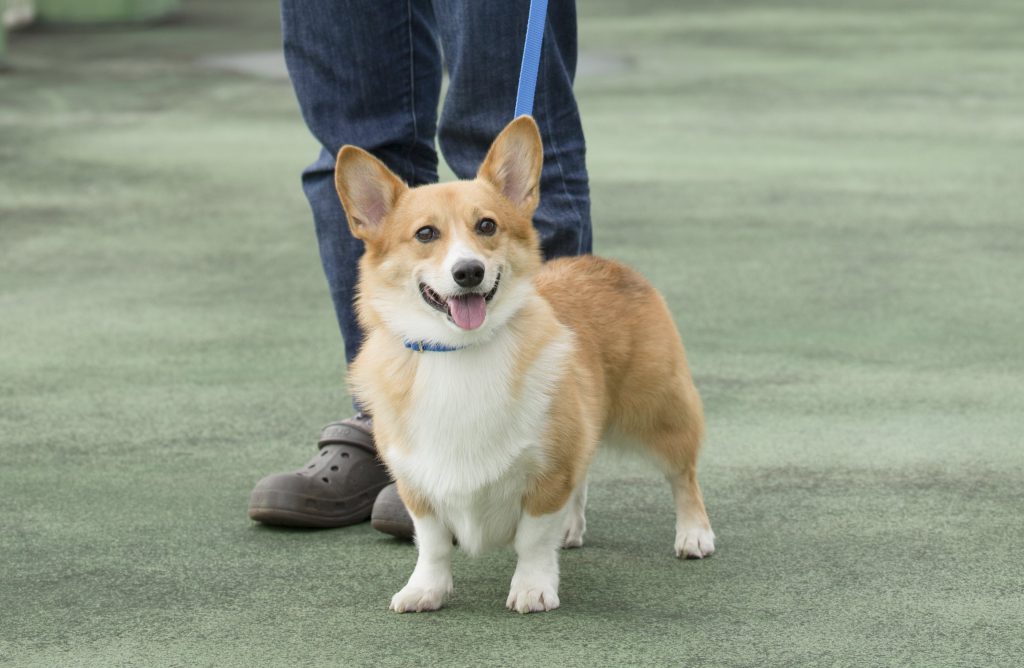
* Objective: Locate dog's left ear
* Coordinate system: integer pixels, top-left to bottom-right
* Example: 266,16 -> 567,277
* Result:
477,115 -> 544,216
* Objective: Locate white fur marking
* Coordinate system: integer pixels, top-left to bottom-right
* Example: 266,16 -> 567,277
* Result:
675,526 -> 716,559
390,514 -> 455,612
442,239 -> 481,277
506,510 -> 565,613
387,296 -> 573,556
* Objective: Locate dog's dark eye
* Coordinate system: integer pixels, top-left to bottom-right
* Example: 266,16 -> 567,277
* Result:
415,226 -> 440,243
475,218 -> 497,236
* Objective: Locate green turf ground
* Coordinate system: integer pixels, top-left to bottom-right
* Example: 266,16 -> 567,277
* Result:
2,1 -> 1023,665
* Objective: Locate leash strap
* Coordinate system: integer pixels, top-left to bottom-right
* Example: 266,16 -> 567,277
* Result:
513,0 -> 549,118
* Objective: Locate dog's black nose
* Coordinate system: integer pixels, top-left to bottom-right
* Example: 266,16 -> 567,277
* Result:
452,260 -> 485,288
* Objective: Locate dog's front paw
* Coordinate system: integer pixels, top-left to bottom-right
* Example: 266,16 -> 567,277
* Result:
506,576 -> 560,614
675,526 -> 715,559
390,583 -> 451,613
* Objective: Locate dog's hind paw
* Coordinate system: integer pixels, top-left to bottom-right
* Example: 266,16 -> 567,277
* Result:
675,527 -> 715,559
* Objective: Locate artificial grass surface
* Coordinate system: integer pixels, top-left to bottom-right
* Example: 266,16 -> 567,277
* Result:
2,0 -> 1023,665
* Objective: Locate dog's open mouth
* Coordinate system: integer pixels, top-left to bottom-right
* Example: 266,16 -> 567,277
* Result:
419,272 -> 501,331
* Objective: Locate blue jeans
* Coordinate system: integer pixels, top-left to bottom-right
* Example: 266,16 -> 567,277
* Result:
282,0 -> 592,366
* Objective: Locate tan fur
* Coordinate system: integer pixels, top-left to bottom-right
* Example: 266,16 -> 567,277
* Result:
525,256 -> 707,523
337,116 -> 711,560
395,478 -> 434,518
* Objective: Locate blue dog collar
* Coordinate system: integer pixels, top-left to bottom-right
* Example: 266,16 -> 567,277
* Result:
403,340 -> 465,353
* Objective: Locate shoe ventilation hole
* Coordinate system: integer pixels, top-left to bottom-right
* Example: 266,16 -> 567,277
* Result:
307,464 -> 314,469
341,452 -> 350,458
321,477 -> 329,483
330,465 -> 339,471
320,451 -> 328,457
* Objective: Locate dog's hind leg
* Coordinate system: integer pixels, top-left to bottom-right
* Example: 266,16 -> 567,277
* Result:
561,478 -> 587,549
635,377 -> 715,559
665,461 -> 715,559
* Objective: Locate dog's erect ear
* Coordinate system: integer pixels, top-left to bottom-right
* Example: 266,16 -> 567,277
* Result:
334,146 -> 408,240
477,116 -> 544,216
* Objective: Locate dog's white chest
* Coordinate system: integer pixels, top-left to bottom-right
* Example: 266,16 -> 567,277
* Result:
387,328 -> 571,552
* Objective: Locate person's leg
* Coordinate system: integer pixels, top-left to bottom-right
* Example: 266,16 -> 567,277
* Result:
432,0 -> 592,260
283,0 -> 443,365
249,0 -> 443,529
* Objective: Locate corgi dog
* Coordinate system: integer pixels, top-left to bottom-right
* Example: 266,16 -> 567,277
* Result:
334,116 -> 714,614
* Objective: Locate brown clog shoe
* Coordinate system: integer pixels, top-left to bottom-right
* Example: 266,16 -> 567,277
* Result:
248,414 -> 391,528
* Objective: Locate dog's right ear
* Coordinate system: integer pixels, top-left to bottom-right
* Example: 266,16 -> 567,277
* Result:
334,147 -> 408,241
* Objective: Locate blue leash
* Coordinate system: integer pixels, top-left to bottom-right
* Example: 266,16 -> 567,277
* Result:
407,1 -> 548,354
513,0 -> 549,119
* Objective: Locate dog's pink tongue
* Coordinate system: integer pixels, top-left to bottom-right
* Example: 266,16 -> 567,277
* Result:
448,294 -> 486,330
